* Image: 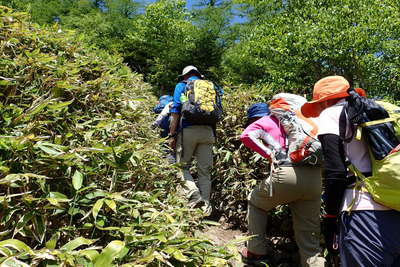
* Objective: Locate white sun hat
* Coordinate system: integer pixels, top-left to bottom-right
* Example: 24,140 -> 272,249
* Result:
178,65 -> 202,80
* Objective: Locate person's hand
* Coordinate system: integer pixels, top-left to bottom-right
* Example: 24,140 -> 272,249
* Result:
169,136 -> 176,150
322,216 -> 339,255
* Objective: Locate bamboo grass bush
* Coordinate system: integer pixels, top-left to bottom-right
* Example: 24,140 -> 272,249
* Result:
0,6 -> 235,266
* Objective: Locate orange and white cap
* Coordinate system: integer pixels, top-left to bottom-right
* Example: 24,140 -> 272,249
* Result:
301,76 -> 365,117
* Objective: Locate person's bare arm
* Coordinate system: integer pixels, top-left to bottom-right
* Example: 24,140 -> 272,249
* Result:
168,113 -> 180,150
169,113 -> 179,136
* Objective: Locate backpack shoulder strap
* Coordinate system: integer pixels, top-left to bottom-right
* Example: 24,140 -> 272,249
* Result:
296,110 -> 318,137
339,100 -> 356,143
179,80 -> 189,94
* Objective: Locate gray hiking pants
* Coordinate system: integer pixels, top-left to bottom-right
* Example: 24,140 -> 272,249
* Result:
176,125 -> 215,202
247,165 -> 325,267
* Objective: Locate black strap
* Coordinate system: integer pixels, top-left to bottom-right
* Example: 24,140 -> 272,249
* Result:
339,102 -> 355,143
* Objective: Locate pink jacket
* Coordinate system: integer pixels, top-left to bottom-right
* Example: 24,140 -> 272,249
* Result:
240,116 -> 286,160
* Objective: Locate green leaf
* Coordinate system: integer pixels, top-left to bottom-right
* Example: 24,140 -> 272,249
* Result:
1,258 -> 31,267
172,250 -> 190,262
0,80 -> 13,86
45,232 -> 60,249
93,240 -> 125,267
79,249 -> 100,261
46,191 -> 71,206
0,246 -> 13,257
131,209 -> 140,218
104,199 -> 117,213
164,213 -> 176,223
202,220 -> 221,226
0,239 -> 32,253
26,99 -> 51,117
92,199 -> 104,220
0,173 -> 48,185
48,192 -> 69,199
223,151 -> 232,162
61,237 -> 96,252
36,142 -> 64,156
47,99 -> 74,110
13,212 -> 34,238
32,215 -> 46,243
84,190 -> 107,200
72,170 -> 84,191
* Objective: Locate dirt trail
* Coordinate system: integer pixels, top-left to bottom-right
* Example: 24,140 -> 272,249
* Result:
200,219 -> 303,267
201,222 -> 247,266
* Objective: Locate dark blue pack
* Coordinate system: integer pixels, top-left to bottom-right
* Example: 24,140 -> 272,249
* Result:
153,95 -> 173,114
159,115 -> 170,138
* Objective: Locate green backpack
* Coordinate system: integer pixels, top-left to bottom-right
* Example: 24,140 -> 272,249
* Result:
349,100 -> 400,211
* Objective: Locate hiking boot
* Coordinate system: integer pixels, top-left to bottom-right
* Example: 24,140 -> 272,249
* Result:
241,248 -> 272,267
201,200 -> 212,216
188,191 -> 204,209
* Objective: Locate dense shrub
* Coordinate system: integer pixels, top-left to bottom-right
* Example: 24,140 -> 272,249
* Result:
0,7 -> 235,266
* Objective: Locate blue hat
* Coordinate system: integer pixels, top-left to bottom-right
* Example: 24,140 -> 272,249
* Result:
247,103 -> 270,119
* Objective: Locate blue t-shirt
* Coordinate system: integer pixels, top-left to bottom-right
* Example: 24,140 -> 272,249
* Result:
170,76 -> 199,129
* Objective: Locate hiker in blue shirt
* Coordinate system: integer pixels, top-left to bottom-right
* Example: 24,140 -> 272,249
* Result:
168,65 -> 215,214
169,71 -> 200,130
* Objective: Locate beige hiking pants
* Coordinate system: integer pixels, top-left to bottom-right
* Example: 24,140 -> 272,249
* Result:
176,125 -> 215,201
247,165 -> 325,267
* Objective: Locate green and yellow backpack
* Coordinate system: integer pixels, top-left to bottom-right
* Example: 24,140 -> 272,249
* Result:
180,79 -> 223,126
347,95 -> 400,211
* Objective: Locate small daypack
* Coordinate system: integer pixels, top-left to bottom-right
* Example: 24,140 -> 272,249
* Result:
269,93 -> 322,165
345,89 -> 399,160
344,89 -> 400,210
153,95 -> 173,114
180,79 -> 223,125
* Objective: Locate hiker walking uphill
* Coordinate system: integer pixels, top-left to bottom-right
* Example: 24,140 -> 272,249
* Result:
240,97 -> 325,267
152,94 -> 173,138
152,94 -> 175,163
301,76 -> 400,267
168,65 -> 222,213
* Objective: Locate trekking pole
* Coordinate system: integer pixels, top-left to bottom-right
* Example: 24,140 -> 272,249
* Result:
333,255 -> 340,267
332,234 -> 340,267
328,253 -> 340,267
268,151 -> 279,197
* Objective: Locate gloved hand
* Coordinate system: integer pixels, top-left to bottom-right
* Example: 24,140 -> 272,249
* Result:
322,216 -> 339,255
151,122 -> 158,129
275,150 -> 287,161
